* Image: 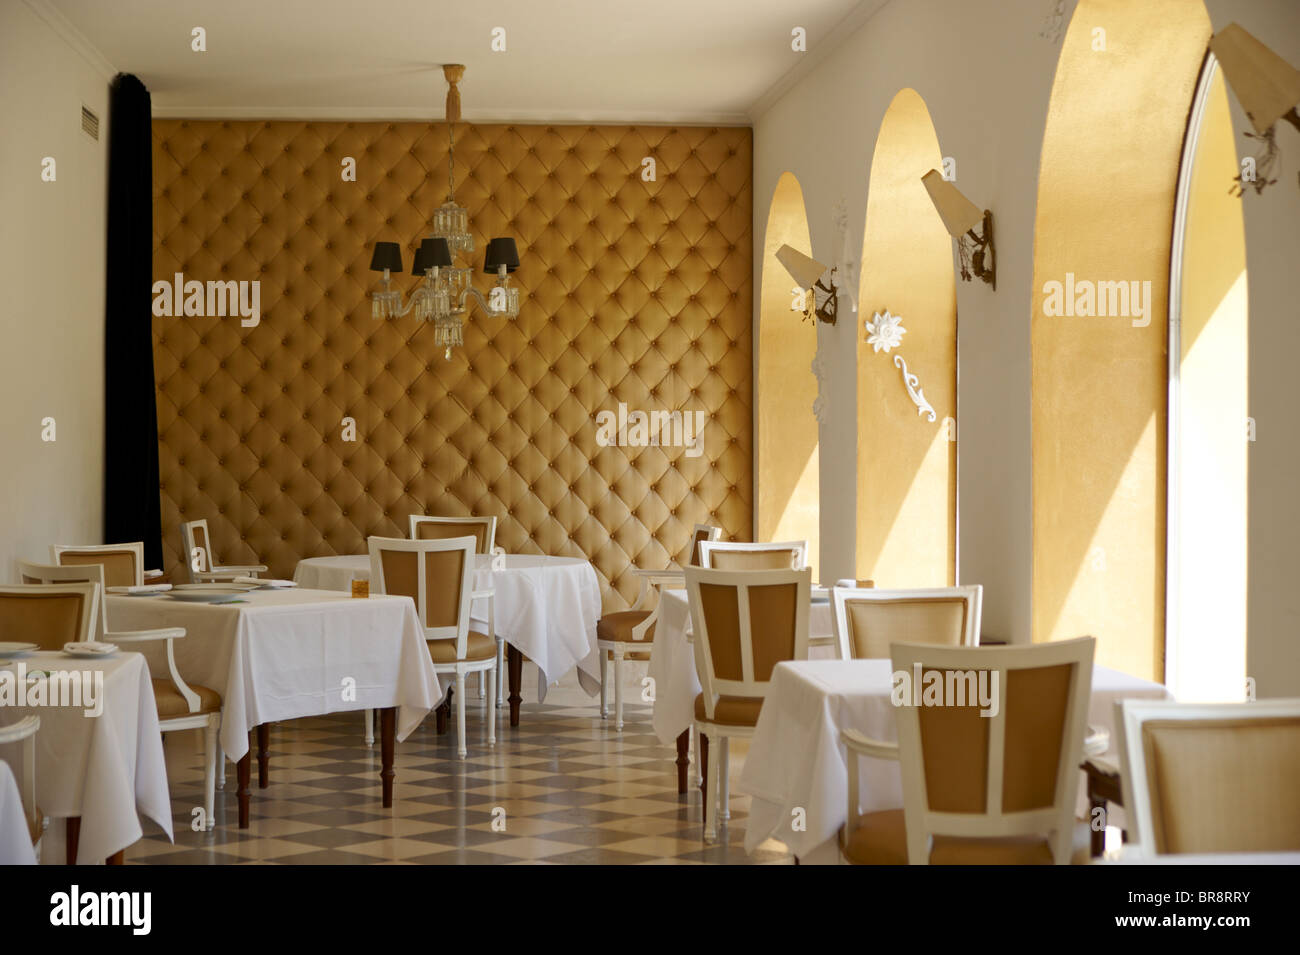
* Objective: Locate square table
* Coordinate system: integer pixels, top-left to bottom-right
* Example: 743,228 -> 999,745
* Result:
106,588 -> 441,827
737,658 -> 1173,863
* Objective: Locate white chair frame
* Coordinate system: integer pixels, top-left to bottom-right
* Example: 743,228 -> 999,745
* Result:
0,715 -> 42,858
841,636 -> 1095,865
697,539 -> 807,570
0,582 -> 100,645
1115,697 -> 1300,858
408,514 -> 498,553
368,535 -> 497,758
49,542 -> 145,587
180,519 -> 267,584
686,565 -> 811,842
830,585 -> 983,661
598,571 -> 682,731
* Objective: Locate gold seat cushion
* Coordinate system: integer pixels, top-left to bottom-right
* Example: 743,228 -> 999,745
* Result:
152,679 -> 222,719
842,809 -> 1091,865
597,610 -> 655,643
694,692 -> 763,727
426,631 -> 497,664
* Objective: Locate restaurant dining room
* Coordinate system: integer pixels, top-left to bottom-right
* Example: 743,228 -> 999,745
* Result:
1,0 -> 1298,928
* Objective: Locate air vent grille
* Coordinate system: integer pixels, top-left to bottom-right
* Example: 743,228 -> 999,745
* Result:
81,105 -> 99,140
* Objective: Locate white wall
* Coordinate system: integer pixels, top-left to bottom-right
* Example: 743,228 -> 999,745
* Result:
752,0 -> 1300,695
0,1 -> 112,579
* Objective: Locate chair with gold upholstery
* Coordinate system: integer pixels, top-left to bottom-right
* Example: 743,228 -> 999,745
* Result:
179,519 -> 267,584
830,585 -> 982,661
1115,697 -> 1300,857
0,716 -> 43,860
686,565 -> 811,842
368,535 -> 497,758
840,636 -> 1095,865
18,561 -> 225,829
0,582 -> 99,648
595,524 -> 721,731
50,542 -> 147,587
697,539 -> 807,570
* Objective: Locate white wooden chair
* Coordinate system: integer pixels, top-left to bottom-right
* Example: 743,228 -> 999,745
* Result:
830,585 -> 982,660
840,636 -> 1096,864
18,562 -> 224,829
180,519 -> 267,583
1115,697 -> 1300,857
595,523 -> 722,731
368,535 -> 497,758
686,565 -> 811,842
697,539 -> 807,571
0,582 -> 99,647
0,716 -> 43,860
50,542 -> 147,587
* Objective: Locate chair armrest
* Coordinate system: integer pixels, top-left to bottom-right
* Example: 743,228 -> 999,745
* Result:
1083,725 -> 1110,758
105,628 -> 186,644
841,728 -> 899,761
470,589 -> 495,601
213,564 -> 268,575
633,568 -> 683,580
1083,755 -> 1120,779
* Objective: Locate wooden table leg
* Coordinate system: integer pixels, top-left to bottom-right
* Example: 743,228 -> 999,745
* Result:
65,817 -> 80,865
507,643 -> 523,728
1089,794 -> 1107,857
675,730 -> 690,794
257,724 -> 270,789
699,732 -> 709,798
380,707 -> 396,809
237,751 -> 251,829
106,850 -> 125,865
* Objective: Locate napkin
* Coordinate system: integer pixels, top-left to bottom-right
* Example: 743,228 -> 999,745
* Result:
144,569 -> 164,578
64,641 -> 118,654
107,583 -> 172,594
234,576 -> 296,588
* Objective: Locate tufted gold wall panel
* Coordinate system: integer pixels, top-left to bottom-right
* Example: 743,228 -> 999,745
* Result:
151,120 -> 753,608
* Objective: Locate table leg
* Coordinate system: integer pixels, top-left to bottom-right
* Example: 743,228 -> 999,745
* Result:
1089,795 -> 1106,858
380,707 -> 396,809
65,817 -> 80,865
106,850 -> 124,865
675,730 -> 690,794
237,752 -> 251,829
507,643 -> 523,728
257,724 -> 270,789
435,687 -> 451,735
699,732 -> 709,798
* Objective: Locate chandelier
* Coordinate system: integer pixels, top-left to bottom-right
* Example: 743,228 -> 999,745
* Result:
368,64 -> 521,359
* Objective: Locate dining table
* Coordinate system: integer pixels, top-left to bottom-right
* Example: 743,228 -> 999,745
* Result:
293,553 -> 603,726
105,587 -> 441,828
0,760 -> 36,864
0,650 -> 173,863
737,658 -> 1174,863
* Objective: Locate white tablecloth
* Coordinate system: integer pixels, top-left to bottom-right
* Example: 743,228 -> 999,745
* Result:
738,659 -> 1173,861
106,590 -> 441,761
0,761 -> 35,865
294,554 -> 603,701
647,588 -> 835,745
0,651 -> 172,864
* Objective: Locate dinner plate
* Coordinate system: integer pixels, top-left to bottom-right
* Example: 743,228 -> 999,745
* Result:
63,645 -> 119,658
0,641 -> 39,657
166,588 -> 254,602
172,582 -> 259,592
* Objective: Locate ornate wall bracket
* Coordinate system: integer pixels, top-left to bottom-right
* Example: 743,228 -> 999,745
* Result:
893,354 -> 937,422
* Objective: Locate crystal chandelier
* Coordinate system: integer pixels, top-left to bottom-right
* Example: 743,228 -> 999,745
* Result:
368,64 -> 522,359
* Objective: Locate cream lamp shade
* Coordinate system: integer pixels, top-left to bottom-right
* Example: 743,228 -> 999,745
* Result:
921,170 -> 985,237
1209,23 -> 1300,135
775,244 -> 831,290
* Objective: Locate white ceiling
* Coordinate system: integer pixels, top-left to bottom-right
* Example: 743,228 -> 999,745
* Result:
43,0 -> 887,124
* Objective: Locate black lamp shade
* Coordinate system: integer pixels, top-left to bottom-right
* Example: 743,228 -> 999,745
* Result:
412,237 -> 453,274
369,241 -> 403,273
483,237 -> 519,273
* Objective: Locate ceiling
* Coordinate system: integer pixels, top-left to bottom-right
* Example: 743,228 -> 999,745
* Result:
43,0 -> 887,124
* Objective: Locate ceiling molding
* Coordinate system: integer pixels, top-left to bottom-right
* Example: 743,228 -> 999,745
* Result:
23,0 -> 116,80
150,104 -> 753,127
747,0 -> 892,121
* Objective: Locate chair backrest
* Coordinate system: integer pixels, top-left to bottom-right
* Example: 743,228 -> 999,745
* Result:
409,515 -> 497,555
17,562 -> 110,638
179,520 -> 217,582
368,535 -> 476,660
685,566 -> 811,719
0,715 -> 41,848
1116,698 -> 1300,856
49,542 -> 142,588
888,636 -> 1095,865
832,585 -> 982,660
697,539 -> 807,571
685,524 -> 722,567
0,583 -> 100,650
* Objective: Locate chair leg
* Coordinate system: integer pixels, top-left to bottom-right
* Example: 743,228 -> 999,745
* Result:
613,644 -> 625,732
363,708 -> 374,746
599,646 -> 608,718
486,666 -> 496,746
721,736 -> 731,821
703,726 -> 720,843
215,737 -> 225,790
203,717 -> 218,830
495,638 -> 506,708
455,672 -> 467,758
477,669 -> 486,699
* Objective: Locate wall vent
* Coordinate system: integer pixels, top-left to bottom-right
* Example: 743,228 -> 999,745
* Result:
81,105 -> 99,141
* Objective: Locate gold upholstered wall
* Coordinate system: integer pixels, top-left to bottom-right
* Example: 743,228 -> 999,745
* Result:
151,120 -> 753,608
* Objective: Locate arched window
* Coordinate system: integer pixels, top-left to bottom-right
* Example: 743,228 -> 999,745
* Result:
758,172 -> 819,577
856,88 -> 957,586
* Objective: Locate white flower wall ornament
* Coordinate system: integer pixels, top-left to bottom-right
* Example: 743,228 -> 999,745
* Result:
865,310 -> 906,353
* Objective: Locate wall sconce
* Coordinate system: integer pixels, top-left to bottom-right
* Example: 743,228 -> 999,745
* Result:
1209,23 -> 1300,195
921,170 -> 995,290
775,244 -> 840,325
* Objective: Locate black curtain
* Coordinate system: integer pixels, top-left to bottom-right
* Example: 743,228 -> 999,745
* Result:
103,73 -> 163,567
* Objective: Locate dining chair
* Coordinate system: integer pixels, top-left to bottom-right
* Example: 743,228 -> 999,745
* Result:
16,562 -> 225,829
1115,697 -> 1300,856
686,565 -> 812,842
839,636 -> 1096,864
49,542 -> 145,587
830,585 -> 982,660
594,523 -> 721,730
697,539 -> 807,571
0,583 -> 99,648
179,519 -> 267,584
368,535 -> 498,758
0,716 -> 42,858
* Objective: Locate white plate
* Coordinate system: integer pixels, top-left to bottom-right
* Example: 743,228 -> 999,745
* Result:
0,642 -> 39,656
63,647 -> 119,658
172,582 -> 258,592
166,590 -> 251,602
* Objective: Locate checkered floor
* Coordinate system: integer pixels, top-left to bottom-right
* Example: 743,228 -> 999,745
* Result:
131,665 -> 794,864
